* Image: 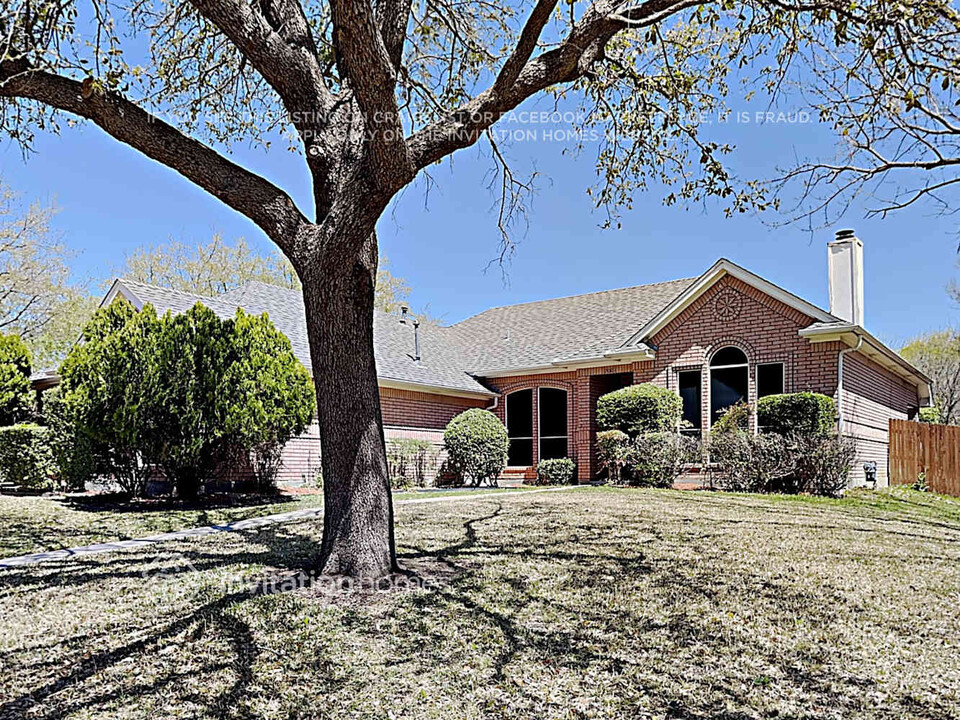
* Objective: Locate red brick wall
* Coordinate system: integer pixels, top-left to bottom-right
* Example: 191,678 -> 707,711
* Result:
380,387 -> 488,429
842,351 -> 918,486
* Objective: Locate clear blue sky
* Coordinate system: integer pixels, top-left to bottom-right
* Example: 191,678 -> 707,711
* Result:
2,92 -> 957,348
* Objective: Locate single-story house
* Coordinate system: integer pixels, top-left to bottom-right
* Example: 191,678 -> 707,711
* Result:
53,229 -> 931,488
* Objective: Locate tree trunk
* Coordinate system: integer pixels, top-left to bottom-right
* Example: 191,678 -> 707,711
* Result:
302,232 -> 396,578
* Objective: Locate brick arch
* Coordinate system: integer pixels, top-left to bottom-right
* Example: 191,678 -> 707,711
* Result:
706,337 -> 756,364
496,379 -> 576,468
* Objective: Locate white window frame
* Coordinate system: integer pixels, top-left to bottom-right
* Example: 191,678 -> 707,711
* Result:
708,348 -> 750,430
538,387 -> 569,462
505,389 -> 534,467
756,362 -> 785,399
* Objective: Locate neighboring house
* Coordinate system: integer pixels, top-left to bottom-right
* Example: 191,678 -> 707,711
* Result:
48,230 -> 931,488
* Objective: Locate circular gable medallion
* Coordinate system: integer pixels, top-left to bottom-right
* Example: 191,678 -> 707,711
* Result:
714,289 -> 743,321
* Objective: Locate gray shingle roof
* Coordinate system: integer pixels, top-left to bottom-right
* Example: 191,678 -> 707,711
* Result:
116,279 -> 494,396
446,278 -> 695,373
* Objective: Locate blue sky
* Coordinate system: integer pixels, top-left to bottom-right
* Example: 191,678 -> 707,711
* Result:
2,92 -> 957,348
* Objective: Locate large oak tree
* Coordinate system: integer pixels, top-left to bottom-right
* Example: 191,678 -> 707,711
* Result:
2,0 -> 957,577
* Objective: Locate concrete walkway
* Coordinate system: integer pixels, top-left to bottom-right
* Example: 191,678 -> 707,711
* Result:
0,486 -> 578,569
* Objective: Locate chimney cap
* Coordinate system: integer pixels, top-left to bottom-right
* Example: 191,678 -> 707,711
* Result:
834,228 -> 857,241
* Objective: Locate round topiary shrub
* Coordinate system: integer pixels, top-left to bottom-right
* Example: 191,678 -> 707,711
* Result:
596,429 -> 632,484
443,409 -> 508,486
535,457 -> 575,485
596,384 -> 682,437
756,392 -> 836,436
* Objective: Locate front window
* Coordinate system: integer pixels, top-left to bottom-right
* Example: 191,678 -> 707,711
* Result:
757,363 -> 785,398
506,390 -> 533,466
538,388 -> 568,460
678,370 -> 702,434
710,347 -> 749,425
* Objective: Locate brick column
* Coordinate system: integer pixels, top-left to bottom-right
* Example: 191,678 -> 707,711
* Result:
573,374 -> 593,482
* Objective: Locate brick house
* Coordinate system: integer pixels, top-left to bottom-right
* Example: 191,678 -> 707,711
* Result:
88,230 -> 930,488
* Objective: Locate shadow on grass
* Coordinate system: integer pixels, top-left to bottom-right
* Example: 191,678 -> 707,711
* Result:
53,491 -> 296,515
3,496 -> 958,719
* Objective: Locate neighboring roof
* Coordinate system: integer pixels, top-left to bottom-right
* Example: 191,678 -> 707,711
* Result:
107,279 -> 495,398
448,278 -> 694,375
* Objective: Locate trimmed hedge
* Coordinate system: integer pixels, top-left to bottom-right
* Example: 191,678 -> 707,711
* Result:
535,457 -> 575,485
596,429 -> 632,484
757,392 -> 836,436
596,384 -> 682,437
0,424 -> 56,490
443,409 -> 508,486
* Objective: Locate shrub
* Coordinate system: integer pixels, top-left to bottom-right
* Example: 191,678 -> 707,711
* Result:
42,388 -> 99,491
919,407 -> 941,424
708,432 -> 793,493
0,424 -> 56,489
789,434 -> 856,497
596,429 -> 632,484
630,432 -> 699,488
535,457 -> 575,485
60,300 -> 315,498
0,333 -> 33,426
387,438 -> 435,489
711,401 -> 752,435
443,409 -> 508,486
708,431 -> 855,496
596,384 -> 681,437
757,392 -> 836,436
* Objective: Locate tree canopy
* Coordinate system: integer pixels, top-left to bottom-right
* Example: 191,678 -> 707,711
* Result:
0,332 -> 33,425
902,329 -> 960,426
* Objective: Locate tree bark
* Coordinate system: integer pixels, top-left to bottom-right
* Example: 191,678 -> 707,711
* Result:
302,230 -> 396,578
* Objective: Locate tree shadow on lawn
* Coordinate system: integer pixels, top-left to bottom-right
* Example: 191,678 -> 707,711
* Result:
53,491 -> 297,515
2,499 -> 958,719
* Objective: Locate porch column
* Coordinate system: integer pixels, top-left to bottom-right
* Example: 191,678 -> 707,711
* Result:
573,374 -> 593,483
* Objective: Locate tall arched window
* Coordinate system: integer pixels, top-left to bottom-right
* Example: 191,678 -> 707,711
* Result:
538,387 -> 569,460
505,390 -> 534,466
710,347 -> 748,425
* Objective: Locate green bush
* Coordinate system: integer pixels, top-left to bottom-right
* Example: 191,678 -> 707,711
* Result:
59,299 -> 315,498
757,393 -> 836,436
0,334 -> 33,426
596,384 -> 682,437
0,424 -> 56,490
919,407 -> 941,424
443,409 -> 508,486
42,388 -> 99,491
630,432 -> 699,488
596,429 -> 632,484
534,457 -> 575,485
387,438 -> 435,489
711,401 -> 752,435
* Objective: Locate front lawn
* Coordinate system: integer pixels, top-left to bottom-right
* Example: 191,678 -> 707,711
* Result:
0,486 -> 538,558
2,487 -> 960,719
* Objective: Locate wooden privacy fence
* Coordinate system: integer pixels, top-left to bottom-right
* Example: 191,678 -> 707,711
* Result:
889,419 -> 960,496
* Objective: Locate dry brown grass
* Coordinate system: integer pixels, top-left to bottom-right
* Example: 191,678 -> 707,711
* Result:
2,487 -> 960,719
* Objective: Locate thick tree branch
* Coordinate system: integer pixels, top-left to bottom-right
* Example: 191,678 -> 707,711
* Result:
492,0 -> 560,95
188,0 -> 332,130
330,0 -> 413,189
376,0 -> 412,70
0,62 -> 309,252
408,0 -> 696,169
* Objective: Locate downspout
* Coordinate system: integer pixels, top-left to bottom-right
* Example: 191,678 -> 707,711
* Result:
486,395 -> 499,412
836,335 -> 863,433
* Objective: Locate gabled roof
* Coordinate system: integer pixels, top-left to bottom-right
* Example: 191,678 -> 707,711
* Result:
448,278 -> 694,375
105,279 -> 495,398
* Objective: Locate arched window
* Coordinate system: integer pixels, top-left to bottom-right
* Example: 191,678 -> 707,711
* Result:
710,347 -> 749,425
538,388 -> 568,461
505,390 -> 534,466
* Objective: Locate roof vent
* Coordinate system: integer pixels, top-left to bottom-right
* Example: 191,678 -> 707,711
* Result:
399,305 -> 421,361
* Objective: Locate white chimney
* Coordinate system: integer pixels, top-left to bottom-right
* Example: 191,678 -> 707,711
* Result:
827,229 -> 864,325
